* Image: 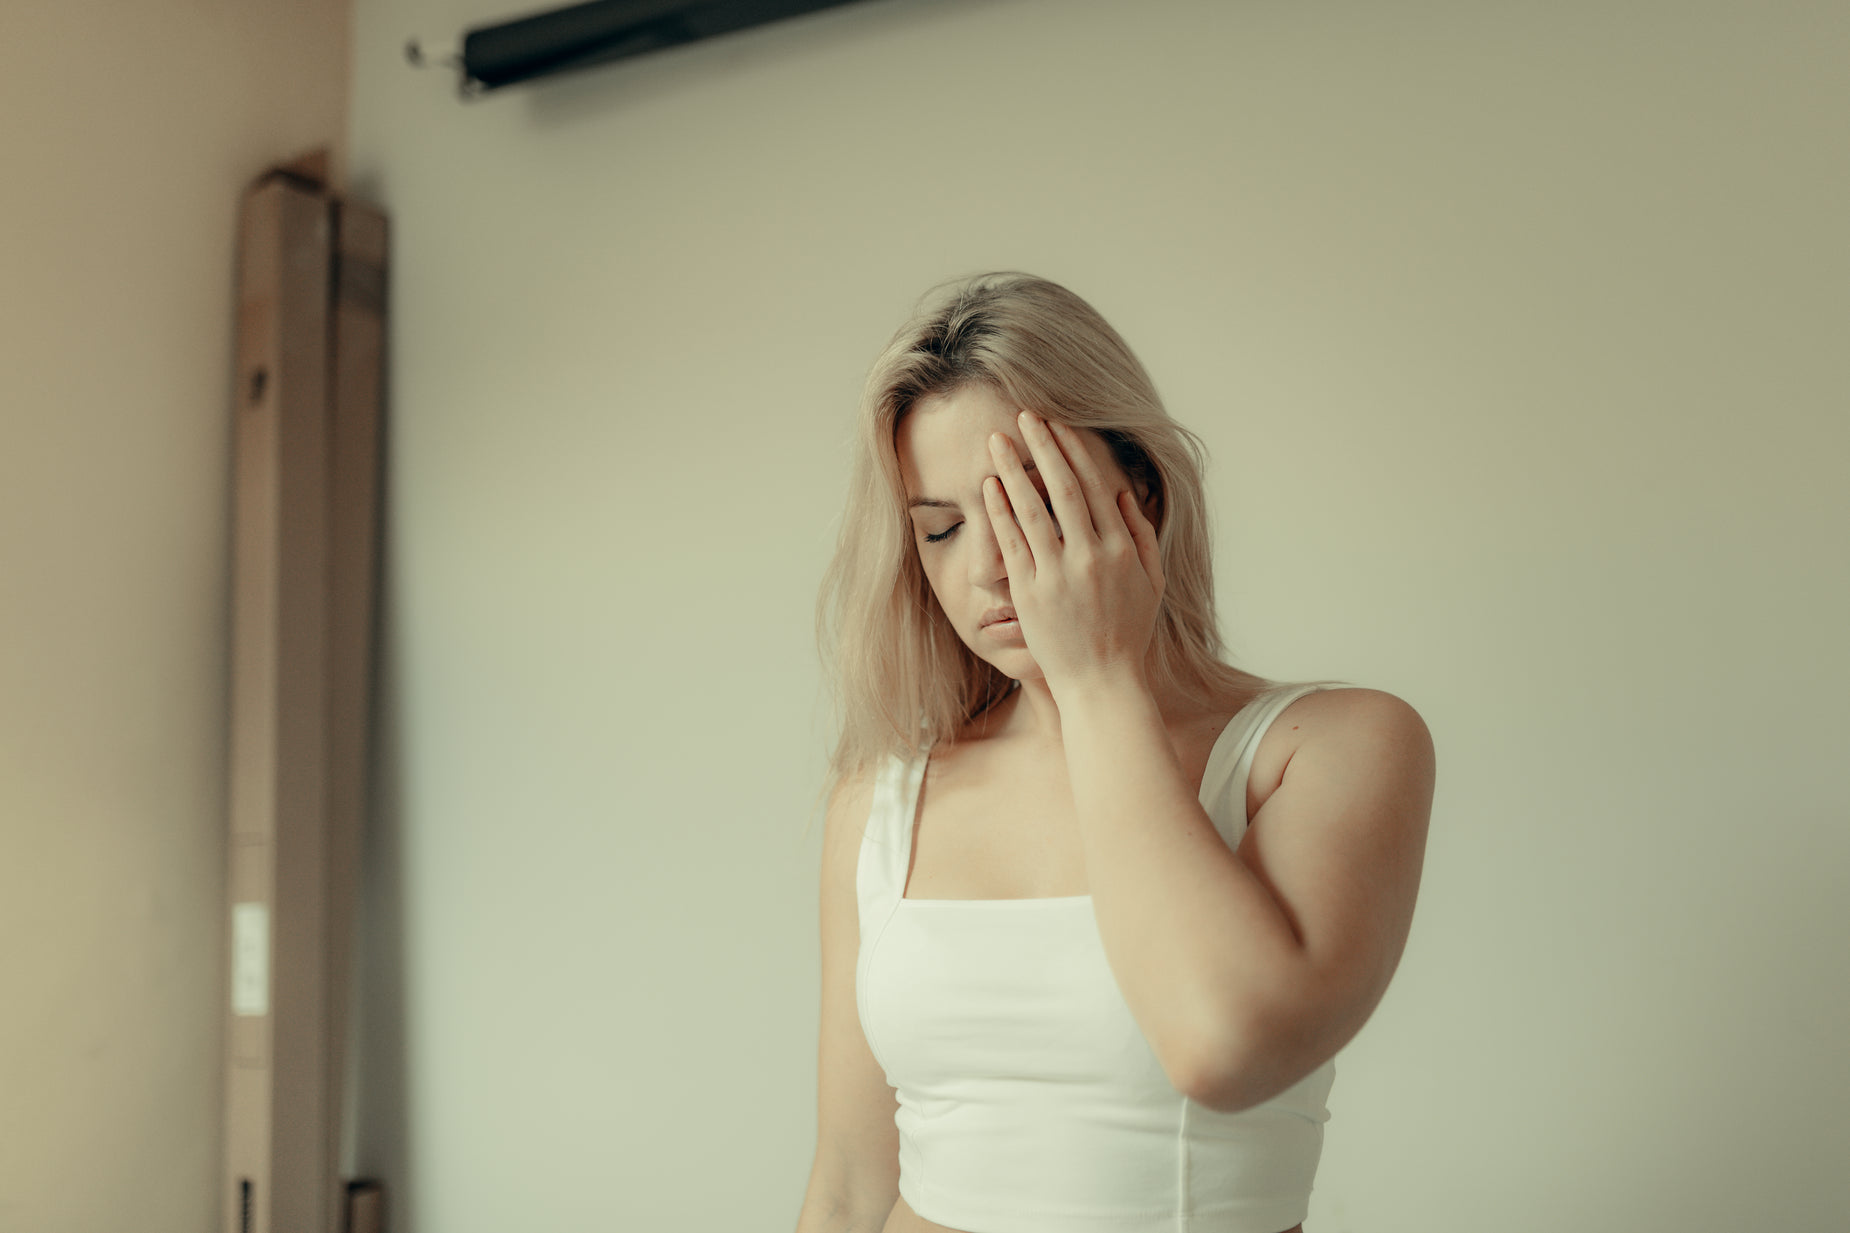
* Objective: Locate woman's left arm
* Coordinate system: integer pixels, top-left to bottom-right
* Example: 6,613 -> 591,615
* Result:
1060,681 -> 1436,1114
980,409 -> 1435,1113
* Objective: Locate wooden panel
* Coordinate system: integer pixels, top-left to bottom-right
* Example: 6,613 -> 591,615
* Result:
224,147 -> 387,1233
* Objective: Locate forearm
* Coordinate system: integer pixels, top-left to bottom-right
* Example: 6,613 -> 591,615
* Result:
1055,670 -> 1303,1094
793,1161 -> 895,1233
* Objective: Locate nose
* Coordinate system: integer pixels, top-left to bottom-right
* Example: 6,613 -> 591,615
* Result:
965,505 -> 1062,582
967,511 -> 1011,589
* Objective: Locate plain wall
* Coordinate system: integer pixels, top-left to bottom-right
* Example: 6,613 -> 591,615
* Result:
0,2 -> 351,1232
346,2 -> 1848,1229
345,1 -> 1848,1229
8,0 -> 1844,1231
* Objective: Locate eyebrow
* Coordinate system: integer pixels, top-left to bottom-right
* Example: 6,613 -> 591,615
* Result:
908,460 -> 1042,510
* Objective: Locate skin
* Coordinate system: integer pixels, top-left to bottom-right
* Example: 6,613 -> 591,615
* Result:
897,381 -> 1195,745
889,383 -> 1304,1233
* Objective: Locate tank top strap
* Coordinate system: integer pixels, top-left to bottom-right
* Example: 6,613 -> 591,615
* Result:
1199,681 -> 1350,846
856,744 -> 929,916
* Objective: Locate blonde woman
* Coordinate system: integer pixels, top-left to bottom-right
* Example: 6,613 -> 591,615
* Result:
798,272 -> 1435,1233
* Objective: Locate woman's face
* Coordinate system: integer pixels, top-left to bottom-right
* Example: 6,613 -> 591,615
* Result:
895,382 -> 1144,669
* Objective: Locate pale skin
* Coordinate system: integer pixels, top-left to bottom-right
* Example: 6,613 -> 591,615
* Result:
883,382 -> 1435,1233
898,380 -> 1183,747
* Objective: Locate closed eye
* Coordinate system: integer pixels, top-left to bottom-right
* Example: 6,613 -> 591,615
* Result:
920,496 -> 1056,545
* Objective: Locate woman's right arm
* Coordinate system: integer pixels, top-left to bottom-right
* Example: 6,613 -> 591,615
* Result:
792,1173 -> 895,1232
795,765 -> 900,1232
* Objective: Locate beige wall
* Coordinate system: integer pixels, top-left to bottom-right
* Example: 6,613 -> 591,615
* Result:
5,0 -> 1845,1231
348,2 -> 1848,1229
344,2 -> 1848,1229
0,3 -> 350,1231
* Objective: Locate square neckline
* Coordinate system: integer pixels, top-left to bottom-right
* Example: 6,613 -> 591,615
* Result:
897,684 -> 1292,905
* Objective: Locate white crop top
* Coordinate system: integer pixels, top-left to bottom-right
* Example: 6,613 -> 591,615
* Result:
855,682 -> 1342,1233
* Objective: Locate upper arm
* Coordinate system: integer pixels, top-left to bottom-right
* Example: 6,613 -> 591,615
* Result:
1215,688 -> 1437,1108
811,764 -> 901,1219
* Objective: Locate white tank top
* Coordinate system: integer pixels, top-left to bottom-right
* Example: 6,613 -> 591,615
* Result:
855,682 -> 1341,1233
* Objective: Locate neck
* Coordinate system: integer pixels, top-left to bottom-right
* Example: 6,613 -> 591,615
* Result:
982,663 -> 1199,748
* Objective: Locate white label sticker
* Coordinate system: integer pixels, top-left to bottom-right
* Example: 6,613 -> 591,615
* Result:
232,902 -> 269,1017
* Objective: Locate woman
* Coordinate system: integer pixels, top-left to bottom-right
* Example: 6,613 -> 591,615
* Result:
799,272 -> 1435,1233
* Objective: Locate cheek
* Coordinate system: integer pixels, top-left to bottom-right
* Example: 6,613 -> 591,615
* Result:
918,563 -> 974,629
917,559 -> 951,607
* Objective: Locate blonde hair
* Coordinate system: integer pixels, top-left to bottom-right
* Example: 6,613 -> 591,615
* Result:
805,271 -> 1332,840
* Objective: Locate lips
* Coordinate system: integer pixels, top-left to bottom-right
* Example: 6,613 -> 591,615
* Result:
980,606 -> 1018,627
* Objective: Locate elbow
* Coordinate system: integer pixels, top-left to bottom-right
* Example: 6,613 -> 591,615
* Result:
1180,1017 -> 1266,1115
1182,1014 -> 1301,1116
1185,1061 -> 1267,1116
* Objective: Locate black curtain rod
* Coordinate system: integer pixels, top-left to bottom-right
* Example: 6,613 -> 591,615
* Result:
406,0 -> 875,98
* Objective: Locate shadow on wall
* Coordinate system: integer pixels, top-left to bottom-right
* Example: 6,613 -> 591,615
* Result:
352,334 -> 412,1230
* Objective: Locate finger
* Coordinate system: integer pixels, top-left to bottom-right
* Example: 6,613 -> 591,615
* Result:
982,474 -> 1033,580
1017,411 -> 1095,543
988,430 -> 1057,563
1040,415 -> 1125,547
1120,491 -> 1165,595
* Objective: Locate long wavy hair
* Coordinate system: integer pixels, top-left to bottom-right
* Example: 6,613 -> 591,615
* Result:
806,271 -> 1336,839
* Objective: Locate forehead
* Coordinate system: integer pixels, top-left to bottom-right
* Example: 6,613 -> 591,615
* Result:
896,383 -> 1114,502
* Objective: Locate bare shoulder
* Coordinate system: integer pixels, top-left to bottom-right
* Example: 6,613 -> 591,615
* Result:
1245,686 -> 1431,818
1283,686 -> 1433,754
